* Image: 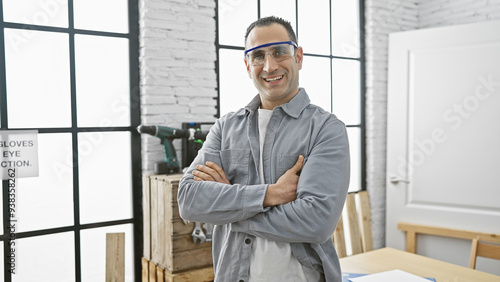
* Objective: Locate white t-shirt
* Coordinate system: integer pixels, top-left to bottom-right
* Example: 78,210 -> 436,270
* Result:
248,109 -> 322,282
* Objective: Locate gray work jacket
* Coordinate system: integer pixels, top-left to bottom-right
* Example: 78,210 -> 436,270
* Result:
178,88 -> 350,282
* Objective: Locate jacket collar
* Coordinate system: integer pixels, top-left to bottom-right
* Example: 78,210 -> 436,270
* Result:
244,88 -> 310,118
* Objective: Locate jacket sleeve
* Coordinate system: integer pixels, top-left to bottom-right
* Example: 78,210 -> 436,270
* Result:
177,118 -> 269,225
230,118 -> 350,244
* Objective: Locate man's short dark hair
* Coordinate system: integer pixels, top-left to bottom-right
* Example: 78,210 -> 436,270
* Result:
244,16 -> 298,48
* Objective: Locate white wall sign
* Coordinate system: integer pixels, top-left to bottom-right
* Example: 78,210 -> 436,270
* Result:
0,130 -> 39,179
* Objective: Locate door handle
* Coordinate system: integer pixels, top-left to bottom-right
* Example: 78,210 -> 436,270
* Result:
389,176 -> 410,184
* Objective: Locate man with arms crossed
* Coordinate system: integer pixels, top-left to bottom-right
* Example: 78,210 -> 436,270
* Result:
178,16 -> 350,281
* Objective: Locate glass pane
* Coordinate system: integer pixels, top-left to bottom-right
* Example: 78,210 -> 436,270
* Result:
332,59 -> 360,124
12,232 -> 75,281
347,127 -> 361,192
300,55 -> 331,111
260,0 -> 296,30
297,0 -> 330,55
219,49 -> 256,116
5,29 -> 71,128
73,0 -> 128,33
81,224 -> 134,282
18,133 -> 74,232
332,0 -> 360,58
75,35 -> 130,127
0,243 -> 3,278
218,0 -> 257,47
2,0 -> 68,28
79,132 -> 132,224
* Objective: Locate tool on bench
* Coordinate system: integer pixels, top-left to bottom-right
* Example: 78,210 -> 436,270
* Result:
137,124 -> 208,175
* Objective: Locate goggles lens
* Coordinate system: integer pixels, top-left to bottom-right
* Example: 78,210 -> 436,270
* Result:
245,41 -> 297,66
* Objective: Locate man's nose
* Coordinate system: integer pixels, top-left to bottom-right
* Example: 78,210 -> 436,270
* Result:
263,53 -> 279,72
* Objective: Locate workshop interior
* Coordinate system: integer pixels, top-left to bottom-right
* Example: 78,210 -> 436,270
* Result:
0,0 -> 499,281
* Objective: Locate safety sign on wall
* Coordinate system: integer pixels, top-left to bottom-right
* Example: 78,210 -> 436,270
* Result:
0,130 -> 39,179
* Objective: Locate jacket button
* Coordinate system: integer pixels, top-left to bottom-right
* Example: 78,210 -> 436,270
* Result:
245,238 -> 251,244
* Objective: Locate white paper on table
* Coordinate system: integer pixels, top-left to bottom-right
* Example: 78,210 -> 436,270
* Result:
349,269 -> 430,282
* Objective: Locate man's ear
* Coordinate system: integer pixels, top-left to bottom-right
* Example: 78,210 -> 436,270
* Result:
296,46 -> 304,70
244,58 -> 252,78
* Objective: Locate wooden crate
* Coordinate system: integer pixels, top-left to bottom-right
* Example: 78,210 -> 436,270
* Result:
106,233 -> 125,282
143,174 -> 213,273
142,257 -> 214,282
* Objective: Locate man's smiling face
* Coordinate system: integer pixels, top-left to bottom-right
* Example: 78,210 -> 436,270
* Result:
244,23 -> 303,110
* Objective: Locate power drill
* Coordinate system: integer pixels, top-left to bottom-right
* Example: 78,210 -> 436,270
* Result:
137,125 -> 208,174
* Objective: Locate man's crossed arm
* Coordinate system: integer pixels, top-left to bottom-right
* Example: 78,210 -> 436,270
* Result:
192,155 -> 304,208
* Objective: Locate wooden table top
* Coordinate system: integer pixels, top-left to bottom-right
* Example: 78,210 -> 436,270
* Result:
339,247 -> 500,282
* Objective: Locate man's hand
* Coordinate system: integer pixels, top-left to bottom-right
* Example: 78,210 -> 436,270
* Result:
263,155 -> 304,207
192,161 -> 231,184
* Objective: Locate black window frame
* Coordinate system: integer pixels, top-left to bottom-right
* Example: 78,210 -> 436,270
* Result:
0,0 -> 142,281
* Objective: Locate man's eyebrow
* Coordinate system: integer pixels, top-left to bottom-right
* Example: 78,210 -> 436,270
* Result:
255,45 -> 284,52
251,49 -> 265,54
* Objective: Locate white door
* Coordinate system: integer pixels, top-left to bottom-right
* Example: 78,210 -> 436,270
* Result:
386,20 -> 500,275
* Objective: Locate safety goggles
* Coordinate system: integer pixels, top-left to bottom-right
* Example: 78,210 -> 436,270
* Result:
244,41 -> 298,66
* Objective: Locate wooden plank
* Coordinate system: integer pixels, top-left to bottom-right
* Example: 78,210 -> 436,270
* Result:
172,219 -> 194,236
163,177 -> 175,270
149,261 -> 157,282
160,173 -> 183,183
406,231 -> 417,253
398,222 -> 500,243
157,179 -> 167,269
164,266 -> 215,282
333,214 -> 347,258
142,258 -> 149,282
172,202 -> 182,220
163,232 -> 213,271
346,193 -> 362,255
156,174 -> 181,203
106,233 -> 125,282
143,176 -> 152,260
171,181 -> 179,203
469,238 -> 479,269
150,177 -> 160,264
477,241 -> 500,260
156,266 -> 164,282
167,247 -> 213,273
357,191 -> 373,252
172,234 -> 212,253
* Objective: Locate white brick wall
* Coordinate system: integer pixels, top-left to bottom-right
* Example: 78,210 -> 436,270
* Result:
419,0 -> 500,28
139,0 -> 217,173
365,0 -> 500,249
365,0 -> 419,249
